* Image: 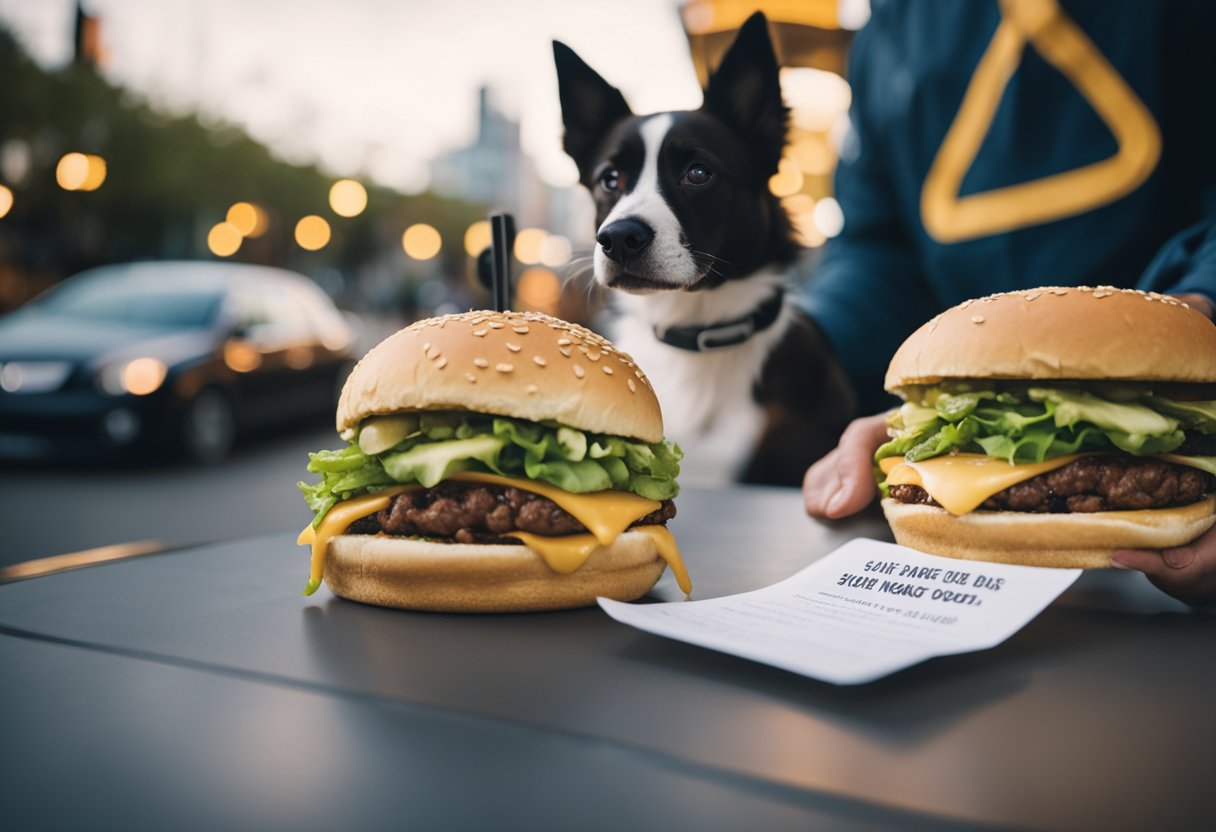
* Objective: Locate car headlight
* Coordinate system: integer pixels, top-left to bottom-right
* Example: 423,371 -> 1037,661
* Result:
98,357 -> 168,396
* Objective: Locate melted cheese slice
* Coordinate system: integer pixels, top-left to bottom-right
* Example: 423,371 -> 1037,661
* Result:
446,471 -> 660,547
298,474 -> 689,596
298,485 -> 417,595
883,453 -> 1085,516
510,525 -> 691,595
881,452 -> 1216,516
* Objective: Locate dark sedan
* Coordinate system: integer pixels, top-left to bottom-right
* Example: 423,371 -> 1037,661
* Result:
0,261 -> 355,462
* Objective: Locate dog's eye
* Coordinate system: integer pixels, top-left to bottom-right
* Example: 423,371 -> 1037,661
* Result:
598,168 -> 621,192
681,164 -> 713,186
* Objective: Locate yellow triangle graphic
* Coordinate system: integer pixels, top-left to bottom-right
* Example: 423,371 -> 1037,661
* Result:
920,0 -> 1160,244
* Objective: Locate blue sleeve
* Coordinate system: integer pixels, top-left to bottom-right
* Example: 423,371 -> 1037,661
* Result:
797,24 -> 939,414
1137,214 -> 1216,311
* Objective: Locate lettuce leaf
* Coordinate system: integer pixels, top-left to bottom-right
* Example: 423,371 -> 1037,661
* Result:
875,385 -> 1200,471
299,412 -> 681,525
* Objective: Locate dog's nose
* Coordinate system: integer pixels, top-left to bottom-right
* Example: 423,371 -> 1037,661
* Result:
597,219 -> 654,263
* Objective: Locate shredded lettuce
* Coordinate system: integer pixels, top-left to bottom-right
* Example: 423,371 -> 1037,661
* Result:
875,384 -> 1216,472
299,412 -> 681,526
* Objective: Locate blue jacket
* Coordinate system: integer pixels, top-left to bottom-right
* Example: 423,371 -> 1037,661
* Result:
801,0 -> 1216,413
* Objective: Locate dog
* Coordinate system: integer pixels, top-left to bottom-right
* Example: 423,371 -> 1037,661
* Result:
553,12 -> 855,486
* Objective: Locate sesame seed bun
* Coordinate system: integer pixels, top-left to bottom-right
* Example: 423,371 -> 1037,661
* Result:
323,531 -> 667,612
881,496 -> 1216,569
337,310 -> 663,443
885,286 -> 1216,392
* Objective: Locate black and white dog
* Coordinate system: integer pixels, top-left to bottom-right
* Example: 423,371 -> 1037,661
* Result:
553,13 -> 855,486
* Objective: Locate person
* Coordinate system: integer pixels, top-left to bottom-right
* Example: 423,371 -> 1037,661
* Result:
798,0 -> 1216,605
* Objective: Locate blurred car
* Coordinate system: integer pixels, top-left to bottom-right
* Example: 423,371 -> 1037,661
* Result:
0,260 -> 355,463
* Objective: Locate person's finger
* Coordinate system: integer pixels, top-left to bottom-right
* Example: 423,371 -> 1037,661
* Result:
803,448 -> 843,517
805,414 -> 889,519
1111,524 -> 1216,606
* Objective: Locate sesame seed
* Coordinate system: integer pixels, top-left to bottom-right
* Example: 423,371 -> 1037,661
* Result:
473,329 -> 487,337
573,365 -> 585,379
513,325 -> 529,334
489,322 -> 504,329
436,357 -> 448,369
532,356 -> 547,367
1024,292 -> 1039,301
559,347 -> 572,357
473,358 -> 488,368
496,363 -> 514,373
587,352 -> 600,362
423,342 -> 431,351
465,372 -> 477,383
506,342 -> 521,352
627,379 -> 636,393
971,315 -> 985,324
602,365 -> 613,375
525,384 -> 538,395
558,338 -> 572,346
1093,290 -> 1111,298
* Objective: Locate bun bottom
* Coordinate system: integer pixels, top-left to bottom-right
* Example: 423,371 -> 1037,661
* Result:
323,531 -> 666,612
881,496 -> 1216,569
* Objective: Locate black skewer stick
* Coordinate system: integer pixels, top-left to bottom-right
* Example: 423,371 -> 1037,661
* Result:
490,212 -> 515,312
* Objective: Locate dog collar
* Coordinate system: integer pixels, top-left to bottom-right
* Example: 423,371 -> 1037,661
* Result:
654,288 -> 785,351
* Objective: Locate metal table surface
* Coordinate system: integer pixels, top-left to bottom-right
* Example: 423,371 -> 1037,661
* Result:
2,485 -> 1213,832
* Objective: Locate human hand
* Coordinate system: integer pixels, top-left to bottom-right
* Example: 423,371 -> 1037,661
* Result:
1111,525 -> 1216,607
803,413 -> 890,519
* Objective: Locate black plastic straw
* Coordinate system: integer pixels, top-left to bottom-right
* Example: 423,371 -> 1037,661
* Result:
490,212 -> 515,312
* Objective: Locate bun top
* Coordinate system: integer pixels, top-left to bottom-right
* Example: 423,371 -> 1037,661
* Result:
337,311 -> 665,443
885,286 -> 1216,392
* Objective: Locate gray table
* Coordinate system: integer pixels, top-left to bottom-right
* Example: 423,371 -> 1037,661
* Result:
2,485 -> 1213,831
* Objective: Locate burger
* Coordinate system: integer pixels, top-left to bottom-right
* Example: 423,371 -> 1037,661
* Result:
876,286 -> 1216,568
297,310 -> 690,611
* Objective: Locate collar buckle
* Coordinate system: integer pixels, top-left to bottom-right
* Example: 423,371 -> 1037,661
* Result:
695,320 -> 756,350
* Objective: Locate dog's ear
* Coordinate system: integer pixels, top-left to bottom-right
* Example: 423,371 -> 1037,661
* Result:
553,41 -> 632,177
703,13 -> 787,179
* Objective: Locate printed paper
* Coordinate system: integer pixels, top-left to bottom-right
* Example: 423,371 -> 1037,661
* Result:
599,538 -> 1081,684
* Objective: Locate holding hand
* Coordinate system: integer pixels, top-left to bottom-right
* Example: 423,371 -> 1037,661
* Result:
1112,527 -> 1216,607
802,413 -> 889,519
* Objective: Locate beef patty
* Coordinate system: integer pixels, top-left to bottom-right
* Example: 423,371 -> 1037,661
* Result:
889,456 -> 1214,513
346,481 -> 676,543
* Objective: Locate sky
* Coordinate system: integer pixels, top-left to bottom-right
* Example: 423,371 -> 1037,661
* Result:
0,0 -> 705,193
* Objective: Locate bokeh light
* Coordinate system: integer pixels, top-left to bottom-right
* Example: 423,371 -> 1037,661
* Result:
813,197 -> 845,238
81,155 -> 107,190
464,220 -> 491,257
0,185 -> 12,219
56,153 -> 106,191
207,222 -> 242,257
517,267 -> 561,314
295,215 -> 331,251
121,357 -> 167,396
768,158 -> 804,198
329,179 -> 368,217
402,223 -> 442,260
782,195 -> 825,248
538,234 -> 573,267
513,227 -> 547,265
227,202 -> 268,237
223,341 -> 262,373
